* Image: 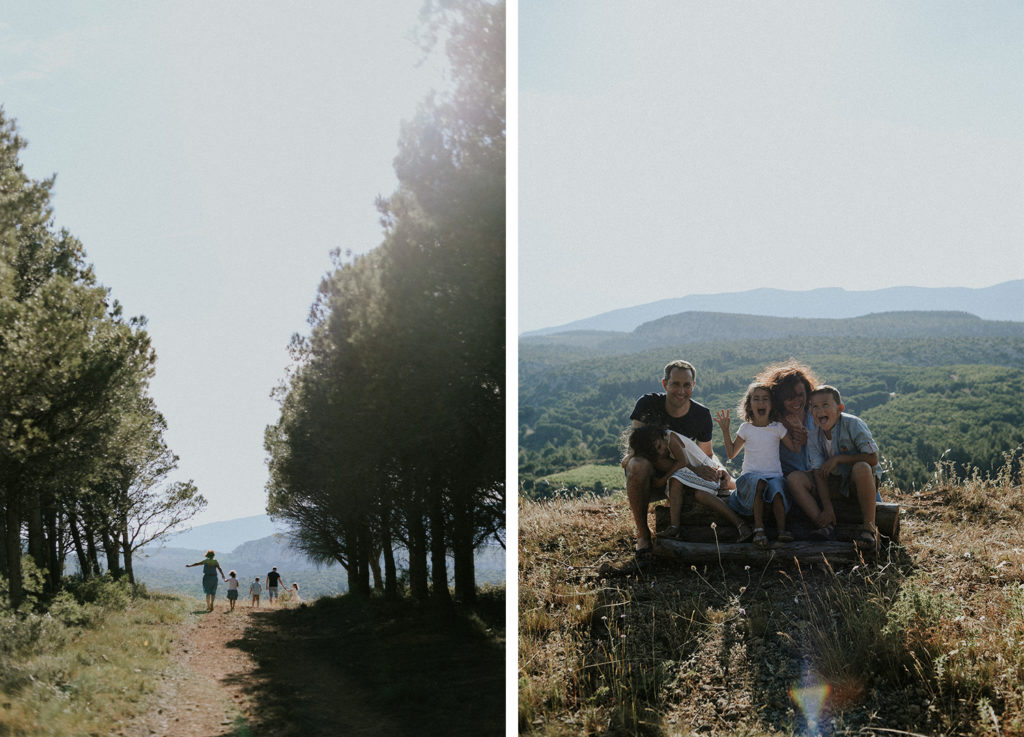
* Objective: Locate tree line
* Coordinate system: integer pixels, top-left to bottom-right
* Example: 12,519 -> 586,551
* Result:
1,111 -> 205,608
264,0 -> 505,606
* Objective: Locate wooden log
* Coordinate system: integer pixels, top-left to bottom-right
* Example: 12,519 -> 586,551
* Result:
653,538 -> 876,565
652,491 -> 900,542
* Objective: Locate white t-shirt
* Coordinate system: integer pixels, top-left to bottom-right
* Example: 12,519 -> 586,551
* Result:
736,421 -> 787,476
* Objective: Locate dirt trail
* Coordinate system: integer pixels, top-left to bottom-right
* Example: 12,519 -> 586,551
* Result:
117,605 -> 258,737
117,601 -> 406,737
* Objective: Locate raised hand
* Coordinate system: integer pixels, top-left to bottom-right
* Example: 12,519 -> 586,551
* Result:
714,409 -> 731,430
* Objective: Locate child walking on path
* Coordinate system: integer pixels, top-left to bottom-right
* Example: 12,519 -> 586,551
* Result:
224,571 -> 239,611
715,382 -> 800,548
249,577 -> 262,608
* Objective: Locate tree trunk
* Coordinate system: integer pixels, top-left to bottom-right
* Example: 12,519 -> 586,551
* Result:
84,525 -> 102,578
429,491 -> 451,605
381,527 -> 398,601
654,537 -> 876,564
101,531 -> 120,578
0,500 -> 8,579
452,493 -> 476,605
68,513 -> 89,579
407,510 -> 429,601
653,497 -> 901,542
44,499 -> 60,594
27,491 -> 44,574
368,547 -> 383,593
5,496 -> 24,608
120,516 -> 135,585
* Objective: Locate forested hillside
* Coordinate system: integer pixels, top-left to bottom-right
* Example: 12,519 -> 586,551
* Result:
131,537 -> 506,599
519,313 -> 1024,493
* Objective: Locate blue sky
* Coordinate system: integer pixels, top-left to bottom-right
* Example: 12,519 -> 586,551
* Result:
518,1 -> 1024,333
1,2 -> 446,524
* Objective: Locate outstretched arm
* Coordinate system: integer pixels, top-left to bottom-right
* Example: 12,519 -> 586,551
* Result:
714,410 -> 744,459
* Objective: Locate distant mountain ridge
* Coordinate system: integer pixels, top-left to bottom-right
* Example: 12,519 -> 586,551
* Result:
522,280 -> 1024,336
520,310 -> 1024,355
158,514 -> 286,554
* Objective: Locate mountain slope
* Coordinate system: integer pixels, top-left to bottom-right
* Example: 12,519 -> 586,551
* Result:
522,280 -> 1024,335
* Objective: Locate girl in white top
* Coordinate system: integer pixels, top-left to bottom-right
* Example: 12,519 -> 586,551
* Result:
715,382 -> 800,549
224,570 -> 240,610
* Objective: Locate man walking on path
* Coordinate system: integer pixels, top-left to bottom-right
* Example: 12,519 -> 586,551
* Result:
266,567 -> 286,605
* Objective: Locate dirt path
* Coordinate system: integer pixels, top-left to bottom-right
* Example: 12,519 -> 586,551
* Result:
116,601 -> 409,737
117,605 -> 259,737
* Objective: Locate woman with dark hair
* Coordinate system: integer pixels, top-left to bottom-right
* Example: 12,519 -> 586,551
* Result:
755,360 -> 834,537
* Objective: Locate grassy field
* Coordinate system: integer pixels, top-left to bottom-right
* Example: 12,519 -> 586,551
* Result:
519,451 -> 1024,736
537,464 -> 625,492
0,577 -> 195,736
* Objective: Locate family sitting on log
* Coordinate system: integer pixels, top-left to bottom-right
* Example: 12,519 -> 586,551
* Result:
622,359 -> 894,563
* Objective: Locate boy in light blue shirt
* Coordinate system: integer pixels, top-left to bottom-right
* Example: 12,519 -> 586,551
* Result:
807,385 -> 883,550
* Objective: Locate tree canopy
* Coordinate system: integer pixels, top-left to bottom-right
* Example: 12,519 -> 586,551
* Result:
265,0 -> 505,604
1,108 -> 205,607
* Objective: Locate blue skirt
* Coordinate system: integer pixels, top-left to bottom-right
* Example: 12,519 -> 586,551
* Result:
202,573 -> 219,595
728,473 -> 788,516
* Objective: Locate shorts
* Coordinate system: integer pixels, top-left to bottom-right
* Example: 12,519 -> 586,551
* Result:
828,473 -> 882,501
268,586 -> 279,597
728,473 -> 788,516
227,590 -> 238,600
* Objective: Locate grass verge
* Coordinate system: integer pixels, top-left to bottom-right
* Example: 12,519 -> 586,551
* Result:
0,575 -> 193,737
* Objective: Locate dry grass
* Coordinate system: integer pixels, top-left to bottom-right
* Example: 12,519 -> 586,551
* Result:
519,448 -> 1024,736
0,578 -> 194,737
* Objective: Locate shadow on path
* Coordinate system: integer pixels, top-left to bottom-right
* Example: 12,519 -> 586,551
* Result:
224,595 -> 505,737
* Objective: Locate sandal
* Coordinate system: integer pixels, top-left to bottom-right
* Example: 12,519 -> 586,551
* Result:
856,523 -> 879,551
810,523 -> 834,541
752,528 -> 769,549
736,522 -> 753,543
777,529 -> 794,543
659,525 -> 681,540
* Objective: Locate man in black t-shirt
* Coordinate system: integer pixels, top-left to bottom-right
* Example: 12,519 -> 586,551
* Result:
266,567 -> 285,605
625,359 -> 722,556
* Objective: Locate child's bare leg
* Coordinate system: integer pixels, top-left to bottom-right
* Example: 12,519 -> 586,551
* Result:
786,471 -> 828,527
772,495 -> 787,532
694,488 -> 742,527
752,481 -> 766,531
850,462 -> 877,527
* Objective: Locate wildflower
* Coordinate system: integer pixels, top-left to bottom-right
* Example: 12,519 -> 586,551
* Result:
744,565 -> 750,571
601,615 -> 608,621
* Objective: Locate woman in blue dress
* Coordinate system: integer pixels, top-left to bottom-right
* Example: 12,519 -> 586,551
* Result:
186,550 -> 226,612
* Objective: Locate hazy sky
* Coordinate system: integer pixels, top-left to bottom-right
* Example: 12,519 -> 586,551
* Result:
1,2 -> 446,524
518,1 -> 1024,334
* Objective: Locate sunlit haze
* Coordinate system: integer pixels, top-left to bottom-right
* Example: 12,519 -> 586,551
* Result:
519,1 -> 1024,334
1,2 -> 446,523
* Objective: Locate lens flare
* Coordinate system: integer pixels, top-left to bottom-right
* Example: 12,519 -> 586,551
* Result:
789,672 -> 831,734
